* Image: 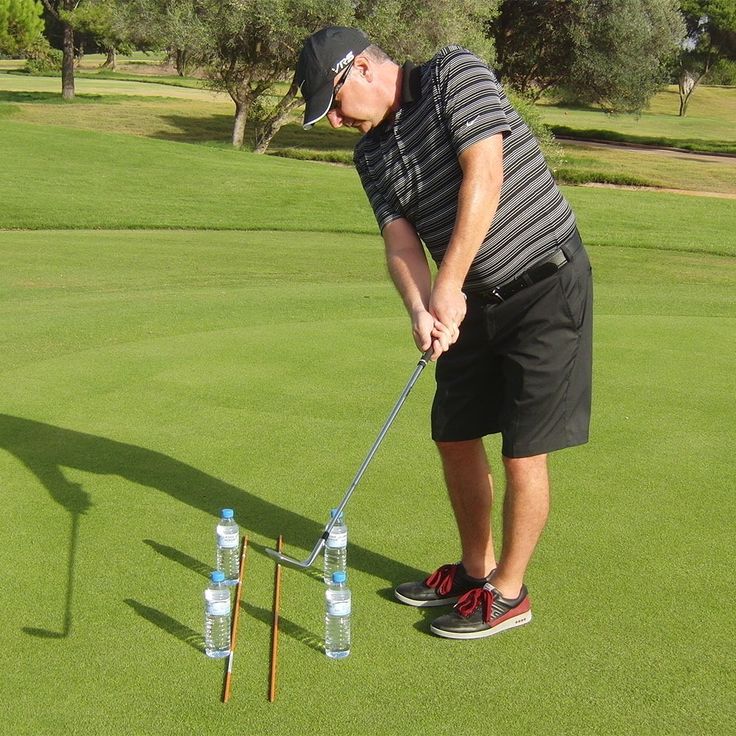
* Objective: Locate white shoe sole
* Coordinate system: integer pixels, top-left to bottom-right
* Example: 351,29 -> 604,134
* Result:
430,611 -> 532,639
394,590 -> 459,607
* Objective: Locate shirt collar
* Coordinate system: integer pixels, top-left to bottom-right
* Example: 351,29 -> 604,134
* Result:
401,61 -> 422,105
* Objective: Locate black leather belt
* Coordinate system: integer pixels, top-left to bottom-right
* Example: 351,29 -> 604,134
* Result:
469,248 -> 570,305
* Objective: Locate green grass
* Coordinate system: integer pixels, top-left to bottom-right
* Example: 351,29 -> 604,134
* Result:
2,71 -> 735,193
555,142 -> 736,195
2,119 -> 734,255
540,85 -> 736,154
1,74 -> 735,735
0,69 -> 223,100
2,228 -> 734,736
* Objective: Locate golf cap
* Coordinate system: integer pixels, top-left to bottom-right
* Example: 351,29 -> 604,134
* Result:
295,26 -> 370,129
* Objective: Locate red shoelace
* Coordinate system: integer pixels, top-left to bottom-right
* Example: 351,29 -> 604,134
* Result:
424,563 -> 459,596
456,586 -> 495,624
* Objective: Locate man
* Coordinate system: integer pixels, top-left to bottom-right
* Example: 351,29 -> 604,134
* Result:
295,27 -> 593,640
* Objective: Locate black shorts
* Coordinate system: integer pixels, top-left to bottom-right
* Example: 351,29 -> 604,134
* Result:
431,230 -> 593,458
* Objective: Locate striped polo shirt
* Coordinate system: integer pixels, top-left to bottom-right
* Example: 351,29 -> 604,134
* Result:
353,46 -> 577,291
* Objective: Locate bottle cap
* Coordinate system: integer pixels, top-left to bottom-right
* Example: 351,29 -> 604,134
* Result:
221,508 -> 234,519
211,571 -> 225,582
330,508 -> 344,520
331,571 -> 347,583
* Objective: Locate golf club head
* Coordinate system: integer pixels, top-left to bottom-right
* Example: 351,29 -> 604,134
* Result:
266,538 -> 325,570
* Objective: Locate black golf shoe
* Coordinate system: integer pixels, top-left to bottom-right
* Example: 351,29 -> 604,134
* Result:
394,562 -> 491,607
430,583 -> 532,639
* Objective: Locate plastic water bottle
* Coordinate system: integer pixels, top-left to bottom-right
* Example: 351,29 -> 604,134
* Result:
204,571 -> 231,658
216,508 -> 240,585
323,508 -> 347,584
325,571 -> 351,659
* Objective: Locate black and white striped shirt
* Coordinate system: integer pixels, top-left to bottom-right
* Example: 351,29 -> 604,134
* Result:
354,47 -> 577,291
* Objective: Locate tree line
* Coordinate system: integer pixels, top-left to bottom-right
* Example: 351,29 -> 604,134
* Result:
2,0 -> 735,152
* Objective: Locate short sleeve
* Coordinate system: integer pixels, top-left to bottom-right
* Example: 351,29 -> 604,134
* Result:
354,148 -> 403,233
432,48 -> 511,155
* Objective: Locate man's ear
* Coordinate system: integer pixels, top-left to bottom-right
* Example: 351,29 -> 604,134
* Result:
353,56 -> 372,82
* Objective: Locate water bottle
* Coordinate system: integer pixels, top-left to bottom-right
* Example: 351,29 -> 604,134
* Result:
324,571 -> 351,659
216,508 -> 239,585
323,508 -> 347,584
204,571 -> 231,658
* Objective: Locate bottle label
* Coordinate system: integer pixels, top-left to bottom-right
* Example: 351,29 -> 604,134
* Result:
326,530 -> 347,549
207,600 -> 230,616
217,531 -> 239,548
328,599 -> 351,616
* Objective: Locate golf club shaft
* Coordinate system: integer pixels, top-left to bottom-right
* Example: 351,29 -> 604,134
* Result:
267,347 -> 433,569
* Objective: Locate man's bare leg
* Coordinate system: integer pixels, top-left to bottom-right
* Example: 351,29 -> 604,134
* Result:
436,439 -> 496,579
491,453 -> 550,599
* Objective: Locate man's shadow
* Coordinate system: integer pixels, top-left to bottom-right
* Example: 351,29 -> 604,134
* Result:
0,414 -> 424,638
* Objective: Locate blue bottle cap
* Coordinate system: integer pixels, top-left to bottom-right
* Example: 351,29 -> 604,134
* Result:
211,571 -> 225,582
332,571 -> 347,583
330,508 -> 344,519
221,508 -> 234,519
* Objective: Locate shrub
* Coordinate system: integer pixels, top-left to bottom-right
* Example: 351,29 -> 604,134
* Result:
707,59 -> 736,87
23,37 -> 61,74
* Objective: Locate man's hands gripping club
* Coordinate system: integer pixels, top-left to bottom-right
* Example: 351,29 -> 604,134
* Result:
383,134 -> 504,360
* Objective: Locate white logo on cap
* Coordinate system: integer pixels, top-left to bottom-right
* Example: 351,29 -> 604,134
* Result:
331,51 -> 355,74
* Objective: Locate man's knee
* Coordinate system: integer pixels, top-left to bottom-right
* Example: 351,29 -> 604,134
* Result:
435,438 -> 483,461
502,453 -> 547,470
502,453 -> 548,484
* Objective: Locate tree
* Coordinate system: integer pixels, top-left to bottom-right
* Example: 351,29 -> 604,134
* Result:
567,0 -> 685,112
122,0 -> 211,76
355,0 -> 498,63
41,0 -> 83,99
64,0 -> 132,70
0,0 -> 44,55
491,0 -> 584,98
180,0 -> 354,150
678,0 -> 736,115
489,0 -> 685,113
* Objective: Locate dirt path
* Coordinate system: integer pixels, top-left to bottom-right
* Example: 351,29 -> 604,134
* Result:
580,182 -> 736,199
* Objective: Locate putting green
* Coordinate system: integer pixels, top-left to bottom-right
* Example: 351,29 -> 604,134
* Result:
2,228 -> 734,735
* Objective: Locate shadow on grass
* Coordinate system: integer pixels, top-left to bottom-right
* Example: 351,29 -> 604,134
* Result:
1,414 -> 425,639
150,113 -> 234,144
147,116 -> 360,153
0,90 -> 107,104
242,602 -> 323,655
124,599 -> 205,653
143,539 -> 211,579
139,541 -> 323,653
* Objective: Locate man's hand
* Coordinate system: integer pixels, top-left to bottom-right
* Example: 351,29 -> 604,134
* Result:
429,280 -> 466,350
412,306 -> 448,360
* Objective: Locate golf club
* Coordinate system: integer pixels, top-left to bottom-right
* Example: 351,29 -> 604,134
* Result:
266,347 -> 433,570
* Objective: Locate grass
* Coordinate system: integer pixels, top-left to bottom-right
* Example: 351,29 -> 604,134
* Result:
2,230 -> 734,736
539,85 -> 736,154
2,70 -> 735,193
555,142 -> 736,195
2,119 -> 734,255
1,72 -> 735,735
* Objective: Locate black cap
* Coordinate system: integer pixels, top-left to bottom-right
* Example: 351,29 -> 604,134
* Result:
295,27 -> 370,129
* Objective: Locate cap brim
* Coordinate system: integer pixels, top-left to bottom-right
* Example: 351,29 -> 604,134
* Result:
302,82 -> 335,129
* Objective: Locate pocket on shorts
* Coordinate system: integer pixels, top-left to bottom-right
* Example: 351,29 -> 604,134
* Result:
558,251 -> 592,331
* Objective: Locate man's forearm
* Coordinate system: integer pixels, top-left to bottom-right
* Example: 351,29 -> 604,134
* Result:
383,218 -> 432,316
434,134 -> 504,294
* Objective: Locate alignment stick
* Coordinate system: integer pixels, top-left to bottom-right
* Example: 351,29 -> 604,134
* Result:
222,534 -> 249,703
268,535 -> 284,703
